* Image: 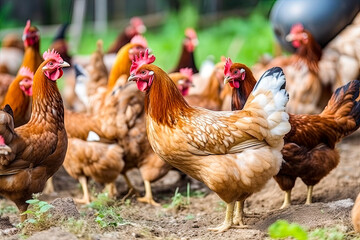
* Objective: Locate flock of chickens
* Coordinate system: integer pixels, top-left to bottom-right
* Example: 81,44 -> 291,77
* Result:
0,13 -> 360,234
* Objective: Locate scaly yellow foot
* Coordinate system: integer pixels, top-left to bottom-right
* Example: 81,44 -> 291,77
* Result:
137,180 -> 160,206
74,197 -> 90,205
305,185 -> 313,205
75,176 -> 91,204
137,196 -> 160,206
280,190 -> 292,209
209,202 -> 235,233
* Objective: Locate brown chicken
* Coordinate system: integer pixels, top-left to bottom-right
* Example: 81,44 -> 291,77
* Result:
82,40 -> 108,97
128,50 -> 290,232
253,23 -> 329,114
107,35 -> 148,90
96,79 -> 171,205
21,20 -> 43,75
0,49 -> 69,221
353,192 -> 360,233
171,28 -> 199,73
86,35 -> 148,115
169,68 -> 194,96
224,60 -> 360,209
63,138 -> 125,204
171,60 -> 231,111
0,20 -> 42,105
107,17 -> 146,54
1,67 -> 33,127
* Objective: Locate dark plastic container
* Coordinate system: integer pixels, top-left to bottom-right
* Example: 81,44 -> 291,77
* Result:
270,0 -> 360,52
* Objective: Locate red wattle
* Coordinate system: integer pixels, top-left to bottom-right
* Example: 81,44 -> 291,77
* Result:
136,80 -> 149,92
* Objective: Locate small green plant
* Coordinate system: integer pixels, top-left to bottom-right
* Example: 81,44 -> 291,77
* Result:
88,193 -> 127,229
18,195 -> 54,234
309,227 -> 345,240
164,183 -> 206,210
269,220 -> 351,240
268,220 -> 308,240
163,186 -> 191,210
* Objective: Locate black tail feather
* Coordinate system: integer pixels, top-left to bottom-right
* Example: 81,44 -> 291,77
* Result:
53,23 -> 69,42
3,104 -> 14,120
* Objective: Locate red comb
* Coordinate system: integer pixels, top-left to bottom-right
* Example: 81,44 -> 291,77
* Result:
23,20 -> 31,35
43,49 -> 63,62
0,135 -> 4,145
130,49 -> 156,75
18,67 -> 34,79
130,35 -> 148,48
290,23 -> 304,34
224,57 -> 233,76
185,28 -> 197,39
180,68 -> 193,81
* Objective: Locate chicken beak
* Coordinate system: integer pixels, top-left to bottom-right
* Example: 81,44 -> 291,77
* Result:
224,76 -> 232,85
59,61 -> 70,68
285,33 -> 294,42
128,74 -> 138,82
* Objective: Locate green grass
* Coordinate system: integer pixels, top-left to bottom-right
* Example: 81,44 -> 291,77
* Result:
34,3 -> 275,71
268,220 -> 360,240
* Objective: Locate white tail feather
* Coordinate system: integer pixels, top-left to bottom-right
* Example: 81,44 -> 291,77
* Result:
246,67 -> 291,143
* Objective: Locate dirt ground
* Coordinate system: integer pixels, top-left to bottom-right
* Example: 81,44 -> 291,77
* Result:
1,134 -> 360,240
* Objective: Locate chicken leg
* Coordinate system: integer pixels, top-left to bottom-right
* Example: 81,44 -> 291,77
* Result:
43,177 -> 55,194
137,180 -> 160,206
233,200 -> 247,226
104,182 -> 118,198
208,201 -> 235,232
75,176 -> 90,204
123,174 -> 140,197
280,190 -> 292,209
305,185 -> 313,205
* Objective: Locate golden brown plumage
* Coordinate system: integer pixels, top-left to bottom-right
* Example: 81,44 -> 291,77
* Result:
63,138 -> 124,204
226,62 -> 360,209
107,40 -> 147,91
253,23 -> 328,114
0,50 -> 69,222
101,81 -> 171,205
64,109 -> 106,140
1,68 -> 33,127
129,51 -> 290,231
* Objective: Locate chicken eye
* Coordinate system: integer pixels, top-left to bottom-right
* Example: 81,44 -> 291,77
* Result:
234,70 -> 238,74
49,62 -> 53,66
141,71 -> 146,75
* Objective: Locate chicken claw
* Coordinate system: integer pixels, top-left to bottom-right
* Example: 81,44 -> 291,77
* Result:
233,201 -> 244,225
74,197 -> 90,205
137,180 -> 160,206
280,190 -> 292,209
208,202 -> 235,233
137,196 -> 160,206
75,176 -> 91,204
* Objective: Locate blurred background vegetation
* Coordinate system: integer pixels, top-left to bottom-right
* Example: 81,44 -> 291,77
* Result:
0,0 -> 277,70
